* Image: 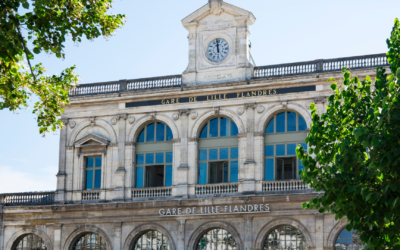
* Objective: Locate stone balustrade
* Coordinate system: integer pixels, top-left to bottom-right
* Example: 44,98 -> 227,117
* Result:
0,191 -> 55,206
262,180 -> 310,192
131,187 -> 172,198
195,183 -> 239,195
81,191 -> 100,201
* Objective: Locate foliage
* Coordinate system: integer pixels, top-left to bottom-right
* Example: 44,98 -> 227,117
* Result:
0,0 -> 125,134
297,18 -> 400,249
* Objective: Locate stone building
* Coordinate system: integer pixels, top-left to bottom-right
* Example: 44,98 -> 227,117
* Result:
0,1 -> 388,250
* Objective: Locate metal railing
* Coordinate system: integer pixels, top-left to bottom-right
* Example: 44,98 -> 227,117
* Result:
262,180 -> 310,192
68,53 -> 388,97
195,183 -> 238,195
0,191 -> 55,206
253,53 -> 388,78
132,187 -> 172,198
82,191 -> 100,201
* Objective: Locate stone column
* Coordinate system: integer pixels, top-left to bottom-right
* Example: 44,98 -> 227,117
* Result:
187,138 -> 198,194
176,219 -> 186,250
55,118 -> 69,203
125,142 -> 135,200
242,103 -> 257,194
315,214 -> 325,250
243,216 -> 253,250
53,224 -> 62,250
113,223 -> 122,250
182,23 -> 198,86
176,109 -> 190,197
114,114 -> 128,201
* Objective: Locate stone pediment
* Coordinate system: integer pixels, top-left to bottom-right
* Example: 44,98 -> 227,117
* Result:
182,0 -> 255,28
74,133 -> 110,148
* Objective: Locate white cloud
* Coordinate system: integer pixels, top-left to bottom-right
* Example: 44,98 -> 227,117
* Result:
0,166 -> 56,193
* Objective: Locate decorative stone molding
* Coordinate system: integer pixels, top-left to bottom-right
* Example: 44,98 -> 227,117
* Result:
6,228 -> 53,250
62,225 -> 113,250
244,102 -> 257,110
125,142 -> 135,147
188,138 -> 199,143
117,113 -> 128,120
188,34 -> 197,40
61,118 -> 69,125
74,133 -> 110,156
68,118 -> 117,146
122,223 -> 176,250
172,113 -> 180,121
314,96 -> 327,104
171,138 -> 181,143
325,219 -> 348,248
281,100 -> 288,109
69,120 -> 76,129
128,116 -> 135,124
254,132 -> 264,137
89,116 -> 96,126
237,107 -> 245,115
257,105 -> 265,114
149,112 -> 156,120
190,111 -> 198,120
179,109 -> 191,116
110,117 -> 118,125
237,133 -> 247,138
209,0 -> 223,15
213,106 -> 220,115
66,146 -> 74,150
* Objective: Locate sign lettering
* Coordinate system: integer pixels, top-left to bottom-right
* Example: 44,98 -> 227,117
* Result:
158,204 -> 270,217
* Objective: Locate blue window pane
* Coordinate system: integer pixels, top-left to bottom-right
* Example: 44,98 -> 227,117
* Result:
298,159 -> 304,179
138,129 -> 145,143
223,163 -> 229,183
266,118 -> 274,133
146,153 -> 154,164
95,157 -> 102,167
166,152 -> 173,163
209,149 -> 218,160
136,167 -> 144,188
165,165 -> 173,187
287,144 -> 297,155
265,159 -> 274,181
166,126 -> 173,141
137,154 -> 144,165
95,169 -> 101,189
156,123 -> 165,141
209,118 -> 219,138
220,148 -> 229,160
299,115 -> 307,131
231,121 -> 238,136
276,113 -> 286,133
199,163 -> 207,184
86,170 -> 93,190
265,145 -> 274,157
220,118 -> 229,137
287,112 -> 296,132
200,150 -> 207,161
156,153 -> 164,164
200,124 -> 208,138
230,161 -> 238,183
277,144 -> 285,156
146,123 -> 155,142
86,157 -> 93,168
231,148 -> 238,159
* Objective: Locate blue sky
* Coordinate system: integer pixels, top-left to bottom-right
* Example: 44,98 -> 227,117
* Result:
1,0 -> 399,193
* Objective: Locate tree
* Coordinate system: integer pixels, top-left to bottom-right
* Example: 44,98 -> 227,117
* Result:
297,18 -> 400,249
0,0 -> 125,134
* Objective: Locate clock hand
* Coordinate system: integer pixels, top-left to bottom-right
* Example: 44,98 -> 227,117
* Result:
216,39 -> 220,53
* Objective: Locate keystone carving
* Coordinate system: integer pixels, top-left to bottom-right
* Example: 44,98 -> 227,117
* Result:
128,116 -> 135,124
172,113 -> 180,121
237,107 -> 245,115
69,121 -> 76,129
281,100 -> 288,109
213,106 -> 220,115
149,112 -> 156,120
89,116 -> 96,126
190,111 -> 198,120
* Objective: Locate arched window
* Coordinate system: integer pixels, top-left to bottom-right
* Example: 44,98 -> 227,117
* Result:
135,122 -> 173,188
12,234 -> 47,250
132,231 -> 169,250
334,228 -> 365,250
264,112 -> 308,181
198,117 -> 239,184
196,229 -> 237,250
263,225 -> 307,250
71,233 -> 107,250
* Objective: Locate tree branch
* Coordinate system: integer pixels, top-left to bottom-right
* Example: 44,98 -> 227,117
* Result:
16,25 -> 37,84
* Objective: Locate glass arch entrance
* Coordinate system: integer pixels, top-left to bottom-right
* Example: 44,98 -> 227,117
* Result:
196,229 -> 237,250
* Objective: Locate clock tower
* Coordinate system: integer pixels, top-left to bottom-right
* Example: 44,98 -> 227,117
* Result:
182,0 -> 256,86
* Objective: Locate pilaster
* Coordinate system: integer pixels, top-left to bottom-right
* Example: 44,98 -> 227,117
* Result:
242,103 -> 257,194
176,109 -> 190,197
316,214 -> 325,250
113,223 -> 122,250
53,224 -> 62,250
55,118 -> 69,203
176,219 -> 186,250
243,216 -> 253,250
114,114 -> 128,201
0,207 -> 4,250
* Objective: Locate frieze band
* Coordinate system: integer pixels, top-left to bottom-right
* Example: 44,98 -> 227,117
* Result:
125,85 -> 316,108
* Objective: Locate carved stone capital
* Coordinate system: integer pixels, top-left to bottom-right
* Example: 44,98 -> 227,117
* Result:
117,113 -> 128,120
125,142 -> 135,147
61,118 -> 69,125
213,106 -> 220,115
179,109 -> 191,116
314,96 -> 327,104
244,103 -> 257,110
188,138 -> 199,143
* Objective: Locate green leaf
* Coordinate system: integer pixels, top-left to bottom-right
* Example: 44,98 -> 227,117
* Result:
22,2 -> 29,9
389,81 -> 395,91
33,47 -> 41,54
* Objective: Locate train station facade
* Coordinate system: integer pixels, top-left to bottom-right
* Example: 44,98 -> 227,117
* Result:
0,0 -> 388,250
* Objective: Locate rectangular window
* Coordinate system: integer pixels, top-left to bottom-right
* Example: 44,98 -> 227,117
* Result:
200,150 -> 207,161
276,113 -> 286,133
199,163 -> 207,184
265,145 -> 274,157
209,118 -> 219,138
287,112 -> 297,132
165,165 -> 173,186
146,123 -> 155,142
220,148 -> 229,160
209,162 -> 228,184
156,123 -> 165,142
156,153 -> 164,164
287,144 -> 297,155
136,167 -> 144,188
276,144 -> 286,156
265,159 -> 274,181
220,118 -> 229,137
146,153 -> 154,164
276,157 -> 295,180
137,154 -> 144,165
146,165 -> 164,187
231,148 -> 238,159
86,156 -> 102,190
230,161 -> 238,183
136,152 -> 173,188
209,149 -> 218,160
166,152 -> 173,163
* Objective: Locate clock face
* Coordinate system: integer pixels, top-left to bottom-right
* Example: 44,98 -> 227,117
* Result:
207,38 -> 229,62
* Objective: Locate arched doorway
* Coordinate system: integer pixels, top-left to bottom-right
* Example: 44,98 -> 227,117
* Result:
262,225 -> 308,250
12,234 -> 47,250
132,231 -> 170,250
196,229 -> 237,250
334,228 -> 365,250
71,233 -> 107,250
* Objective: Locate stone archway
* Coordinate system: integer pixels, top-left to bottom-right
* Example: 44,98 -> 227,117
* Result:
127,114 -> 179,142
187,221 -> 243,250
6,228 -> 53,250
255,103 -> 312,133
190,108 -> 245,138
68,118 -> 117,146
325,219 -> 348,249
122,223 -> 176,250
254,218 -> 315,250
62,225 -> 113,250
